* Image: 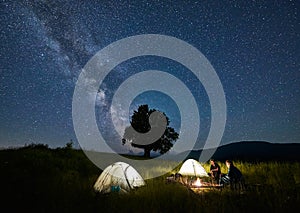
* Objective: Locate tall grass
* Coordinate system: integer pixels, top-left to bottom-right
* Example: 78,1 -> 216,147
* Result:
0,147 -> 299,212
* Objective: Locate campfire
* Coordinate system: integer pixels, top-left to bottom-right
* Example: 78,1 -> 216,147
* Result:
193,178 -> 202,187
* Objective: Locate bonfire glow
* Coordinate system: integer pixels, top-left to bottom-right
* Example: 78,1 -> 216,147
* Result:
194,178 -> 202,187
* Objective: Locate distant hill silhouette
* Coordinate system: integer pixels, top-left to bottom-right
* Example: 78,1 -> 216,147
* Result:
175,141 -> 300,162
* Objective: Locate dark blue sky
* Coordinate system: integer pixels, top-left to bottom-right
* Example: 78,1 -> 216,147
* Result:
0,0 -> 299,152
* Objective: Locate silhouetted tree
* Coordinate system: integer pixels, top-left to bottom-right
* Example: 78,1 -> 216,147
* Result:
122,105 -> 179,158
23,143 -> 49,150
65,139 -> 73,149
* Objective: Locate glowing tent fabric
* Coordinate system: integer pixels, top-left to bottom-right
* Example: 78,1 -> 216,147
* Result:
94,162 -> 145,193
178,159 -> 208,177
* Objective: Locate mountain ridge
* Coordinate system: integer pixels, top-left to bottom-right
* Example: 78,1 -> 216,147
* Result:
177,141 -> 300,161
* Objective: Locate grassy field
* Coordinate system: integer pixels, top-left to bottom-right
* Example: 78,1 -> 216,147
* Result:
0,145 -> 299,212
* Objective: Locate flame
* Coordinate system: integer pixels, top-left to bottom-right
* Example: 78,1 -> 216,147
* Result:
194,178 -> 202,187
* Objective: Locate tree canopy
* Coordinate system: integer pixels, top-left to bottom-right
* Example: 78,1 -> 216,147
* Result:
122,104 -> 179,158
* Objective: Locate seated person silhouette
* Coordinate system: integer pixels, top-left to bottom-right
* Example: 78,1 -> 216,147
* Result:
208,159 -> 221,184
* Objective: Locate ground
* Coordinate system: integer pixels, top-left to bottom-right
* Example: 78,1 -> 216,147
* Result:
0,147 -> 299,212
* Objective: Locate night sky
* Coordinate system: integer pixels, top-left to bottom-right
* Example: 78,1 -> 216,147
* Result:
0,0 -> 299,153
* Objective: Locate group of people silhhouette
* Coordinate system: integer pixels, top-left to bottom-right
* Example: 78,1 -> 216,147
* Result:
208,159 -> 245,189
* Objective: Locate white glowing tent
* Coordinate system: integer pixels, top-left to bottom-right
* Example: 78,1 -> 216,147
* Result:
178,159 -> 208,177
94,162 -> 145,193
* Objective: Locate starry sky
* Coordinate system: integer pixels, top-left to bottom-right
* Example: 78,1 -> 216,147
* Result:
0,0 -> 299,153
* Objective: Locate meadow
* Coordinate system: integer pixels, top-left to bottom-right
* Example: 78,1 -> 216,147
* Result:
0,145 -> 299,212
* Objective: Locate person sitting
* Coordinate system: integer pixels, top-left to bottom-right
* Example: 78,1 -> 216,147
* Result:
208,159 -> 221,184
220,160 -> 245,190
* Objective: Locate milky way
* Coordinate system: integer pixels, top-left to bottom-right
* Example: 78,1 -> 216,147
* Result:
0,0 -> 299,152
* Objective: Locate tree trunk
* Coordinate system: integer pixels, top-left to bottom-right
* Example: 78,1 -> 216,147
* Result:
144,148 -> 151,158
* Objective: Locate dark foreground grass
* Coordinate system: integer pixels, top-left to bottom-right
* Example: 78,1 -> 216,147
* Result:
0,146 -> 299,212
